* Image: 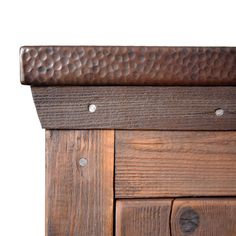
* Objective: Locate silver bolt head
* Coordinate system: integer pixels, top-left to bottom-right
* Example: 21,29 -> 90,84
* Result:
88,104 -> 96,113
215,108 -> 224,117
79,158 -> 88,167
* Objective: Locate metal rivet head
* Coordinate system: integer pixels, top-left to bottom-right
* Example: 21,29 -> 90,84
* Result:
79,158 -> 88,167
215,108 -> 224,117
88,104 -> 96,113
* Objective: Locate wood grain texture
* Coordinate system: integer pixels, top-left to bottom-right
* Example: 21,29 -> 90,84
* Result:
115,131 -> 236,198
116,199 -> 172,236
171,198 -> 236,236
32,86 -> 236,130
46,130 -> 114,236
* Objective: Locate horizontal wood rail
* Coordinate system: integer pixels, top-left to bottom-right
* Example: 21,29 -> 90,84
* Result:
32,86 -> 236,130
115,131 -> 236,198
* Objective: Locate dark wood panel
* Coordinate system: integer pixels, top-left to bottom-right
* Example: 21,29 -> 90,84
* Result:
116,199 -> 172,236
171,198 -> 236,236
32,86 -> 236,130
46,130 -> 114,236
115,131 -> 236,198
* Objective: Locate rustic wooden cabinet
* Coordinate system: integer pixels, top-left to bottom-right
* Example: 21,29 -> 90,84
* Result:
21,46 -> 236,236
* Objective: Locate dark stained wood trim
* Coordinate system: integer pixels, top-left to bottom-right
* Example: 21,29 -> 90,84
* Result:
45,130 -> 114,236
115,131 -> 236,198
32,86 -> 236,130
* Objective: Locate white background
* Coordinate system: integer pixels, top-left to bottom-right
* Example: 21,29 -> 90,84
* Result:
0,0 -> 235,235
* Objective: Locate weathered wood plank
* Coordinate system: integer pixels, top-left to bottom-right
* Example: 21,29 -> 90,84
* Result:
116,199 -> 172,236
115,131 -> 236,198
46,130 -> 114,236
171,198 -> 236,236
32,86 -> 236,130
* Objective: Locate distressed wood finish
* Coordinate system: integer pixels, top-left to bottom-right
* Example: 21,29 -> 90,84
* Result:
115,131 -> 236,198
116,199 -> 172,236
32,86 -> 236,130
171,198 -> 236,235
46,130 -> 114,236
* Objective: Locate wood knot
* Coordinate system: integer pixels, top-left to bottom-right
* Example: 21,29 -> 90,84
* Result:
179,207 -> 200,234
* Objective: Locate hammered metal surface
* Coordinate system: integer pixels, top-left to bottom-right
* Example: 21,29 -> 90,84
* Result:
20,46 -> 236,85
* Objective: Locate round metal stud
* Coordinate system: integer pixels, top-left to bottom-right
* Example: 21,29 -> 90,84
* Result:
79,158 -> 88,167
88,104 -> 96,113
215,108 -> 224,117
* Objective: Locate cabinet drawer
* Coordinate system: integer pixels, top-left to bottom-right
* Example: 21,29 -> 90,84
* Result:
116,198 -> 236,236
115,131 -> 236,198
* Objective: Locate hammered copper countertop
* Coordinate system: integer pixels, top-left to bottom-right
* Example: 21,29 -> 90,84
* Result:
20,46 -> 236,86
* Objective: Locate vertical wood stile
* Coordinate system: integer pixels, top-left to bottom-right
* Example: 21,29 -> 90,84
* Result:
45,130 -> 114,236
